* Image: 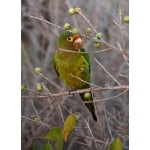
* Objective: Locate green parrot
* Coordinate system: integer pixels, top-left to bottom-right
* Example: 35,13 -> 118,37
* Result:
53,31 -> 97,121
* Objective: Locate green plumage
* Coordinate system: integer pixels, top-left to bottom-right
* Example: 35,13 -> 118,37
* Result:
53,31 -> 97,121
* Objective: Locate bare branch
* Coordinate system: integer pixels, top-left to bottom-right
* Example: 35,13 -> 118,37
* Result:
29,14 -> 64,30
94,58 -> 121,86
77,11 -> 98,34
69,74 -> 101,88
30,100 -> 41,121
21,115 -> 53,129
36,72 -> 64,91
21,85 -> 129,99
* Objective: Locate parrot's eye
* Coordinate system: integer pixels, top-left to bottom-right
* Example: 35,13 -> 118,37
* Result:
67,36 -> 74,42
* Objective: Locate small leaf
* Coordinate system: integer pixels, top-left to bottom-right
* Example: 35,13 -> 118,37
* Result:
62,113 -> 78,142
110,137 -> 123,150
41,143 -> 54,150
33,140 -> 38,150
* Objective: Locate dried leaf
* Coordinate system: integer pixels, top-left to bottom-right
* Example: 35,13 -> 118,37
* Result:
62,112 -> 80,141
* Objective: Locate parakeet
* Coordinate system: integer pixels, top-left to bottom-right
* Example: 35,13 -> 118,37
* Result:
53,31 -> 97,121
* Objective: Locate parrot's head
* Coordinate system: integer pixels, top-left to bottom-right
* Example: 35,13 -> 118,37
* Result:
57,31 -> 83,52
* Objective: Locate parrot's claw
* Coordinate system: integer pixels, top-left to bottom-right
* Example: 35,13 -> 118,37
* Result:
69,88 -> 77,95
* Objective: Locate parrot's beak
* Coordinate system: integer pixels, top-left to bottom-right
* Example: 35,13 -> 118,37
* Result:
74,38 -> 82,48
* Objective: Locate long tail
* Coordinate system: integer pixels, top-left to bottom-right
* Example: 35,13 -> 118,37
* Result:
79,92 -> 97,121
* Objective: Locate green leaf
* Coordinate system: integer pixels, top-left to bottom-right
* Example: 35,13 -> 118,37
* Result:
44,127 -> 63,150
41,143 -> 54,150
33,140 -> 38,150
110,138 -> 123,150
56,139 -> 63,150
45,127 -> 63,141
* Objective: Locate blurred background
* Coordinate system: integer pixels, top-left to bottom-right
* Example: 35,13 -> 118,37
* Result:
21,0 -> 129,149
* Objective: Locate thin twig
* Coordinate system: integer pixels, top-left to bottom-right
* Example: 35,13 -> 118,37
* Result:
118,73 -> 129,78
104,138 -> 109,150
77,133 -> 108,144
59,47 -> 112,54
77,11 -> 98,34
31,100 -> 55,118
37,72 -> 64,91
21,96 -> 48,99
58,103 -> 65,122
69,74 -> 101,88
112,19 -> 121,28
122,24 -> 128,30
21,115 -> 53,128
29,14 -> 64,30
94,104 -> 104,137
94,58 -> 121,85
57,101 -> 72,115
119,6 -> 125,48
103,105 -> 113,140
85,120 -> 99,150
25,88 -> 47,96
30,100 -> 41,121
84,88 -> 128,104
117,42 -> 129,65
99,39 -> 128,56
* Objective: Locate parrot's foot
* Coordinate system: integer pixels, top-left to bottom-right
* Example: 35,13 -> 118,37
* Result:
68,88 -> 77,96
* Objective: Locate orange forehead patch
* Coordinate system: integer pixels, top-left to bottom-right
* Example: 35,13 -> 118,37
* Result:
73,34 -> 82,41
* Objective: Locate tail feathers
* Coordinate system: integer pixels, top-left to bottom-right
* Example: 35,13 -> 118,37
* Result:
79,92 -> 97,121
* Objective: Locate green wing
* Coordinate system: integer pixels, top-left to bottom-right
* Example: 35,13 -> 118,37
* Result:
80,48 -> 90,73
53,54 -> 60,77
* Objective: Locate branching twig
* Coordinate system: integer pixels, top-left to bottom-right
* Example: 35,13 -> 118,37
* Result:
21,115 -> 53,129
30,100 -> 41,120
29,14 -> 128,57
104,138 -> 109,150
31,100 -> 55,118
36,72 -> 64,91
77,133 -> 108,144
